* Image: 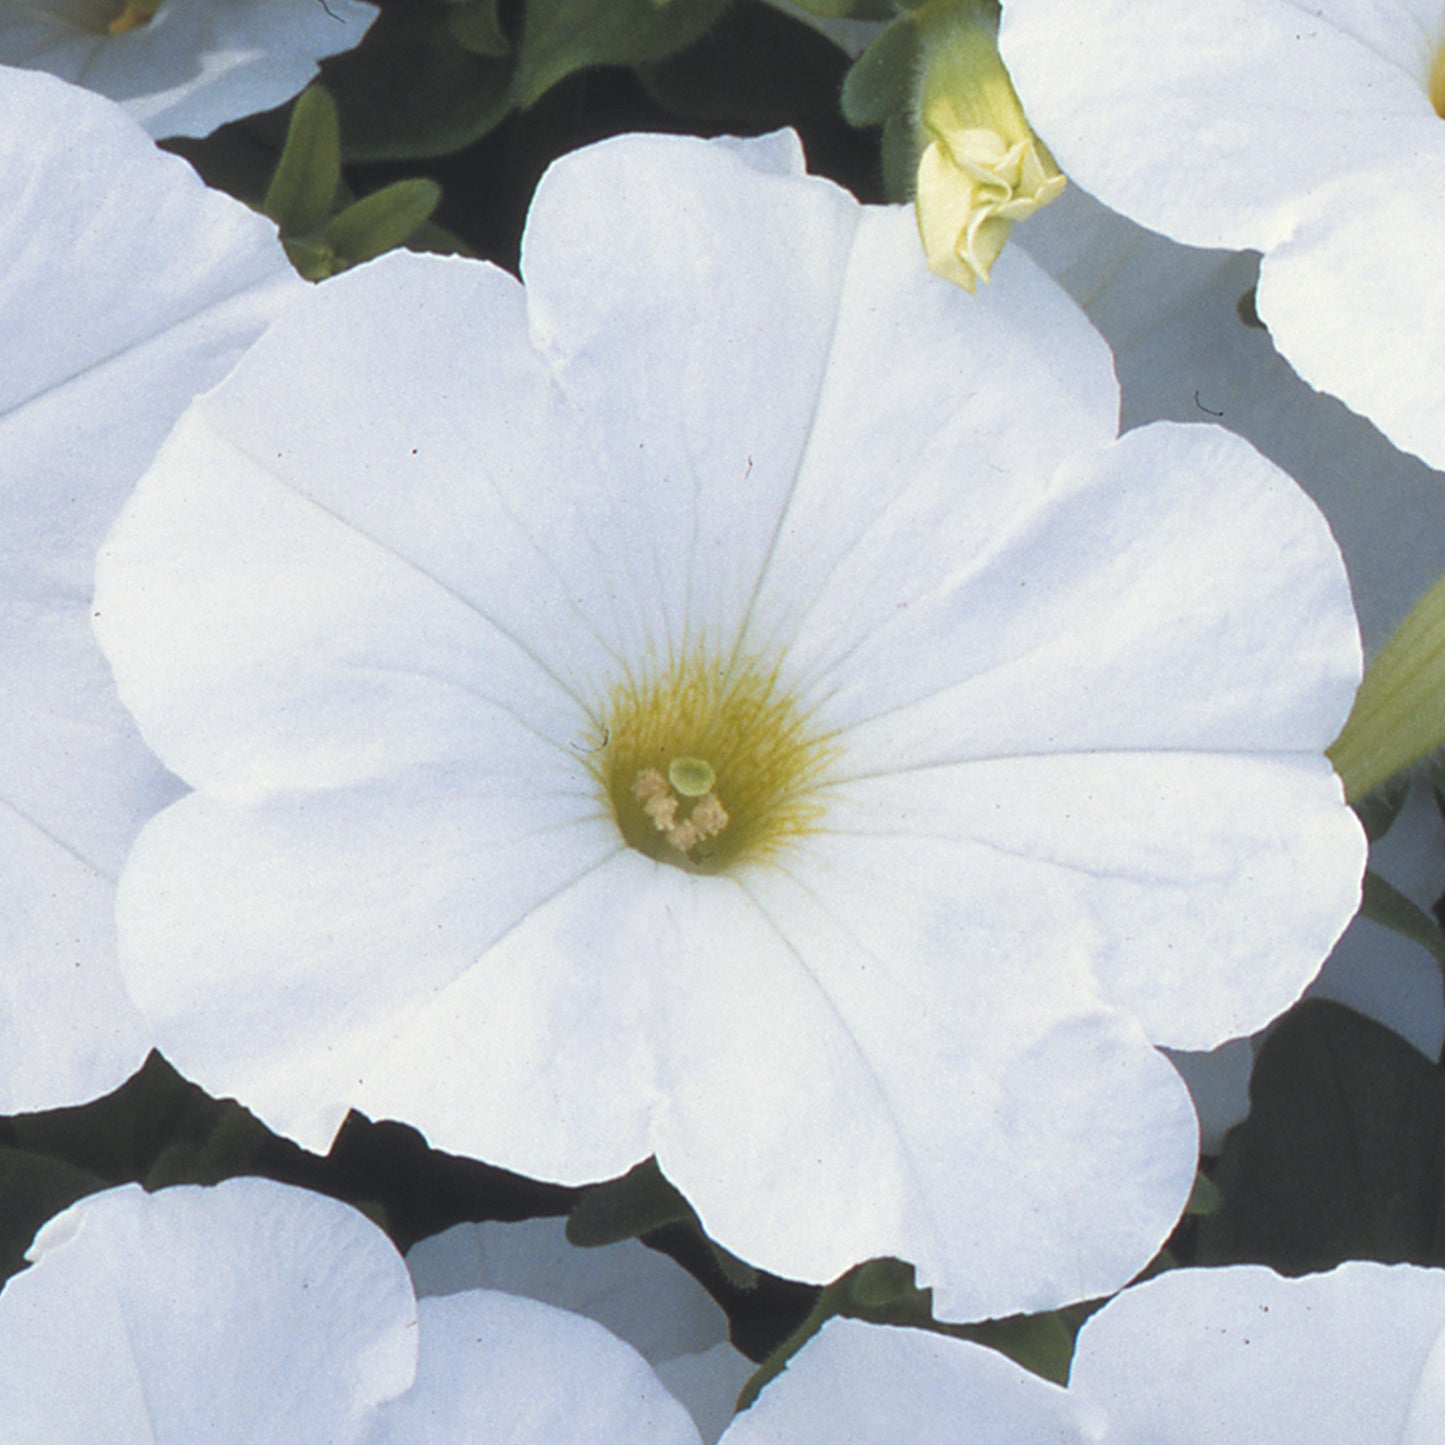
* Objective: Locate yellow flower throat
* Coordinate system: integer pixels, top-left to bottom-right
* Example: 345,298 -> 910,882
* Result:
595,653 -> 832,873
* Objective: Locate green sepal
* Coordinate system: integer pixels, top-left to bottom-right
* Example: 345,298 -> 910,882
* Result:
513,0 -> 729,109
446,0 -> 510,55
1359,870 -> 1445,973
841,16 -> 919,127
880,110 -> 917,200
261,85 -> 341,237
1329,567 -> 1445,801
565,1156 -> 692,1246
322,178 -> 443,270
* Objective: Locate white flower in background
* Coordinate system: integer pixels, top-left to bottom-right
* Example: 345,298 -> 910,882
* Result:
95,128 -> 1363,1320
408,1216 -> 753,1442
0,1179 -> 702,1443
0,65 -> 300,1111
1000,0 -> 1445,474
1017,187 -> 1445,1099
725,1261 -> 1445,1442
0,0 -> 376,139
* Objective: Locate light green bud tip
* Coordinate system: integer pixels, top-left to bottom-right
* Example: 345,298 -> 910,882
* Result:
911,0 -> 1065,291
668,756 -> 716,798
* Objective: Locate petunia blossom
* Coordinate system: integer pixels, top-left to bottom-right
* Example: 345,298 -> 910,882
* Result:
95,129 -> 1363,1320
407,1216 -> 753,1442
724,1260 -> 1445,1442
1000,0 -> 1445,474
0,1178 -> 702,1443
0,64 -> 301,1111
0,0 -> 376,139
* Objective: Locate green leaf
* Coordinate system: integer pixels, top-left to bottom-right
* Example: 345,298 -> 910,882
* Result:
705,1237 -> 760,1292
1329,566 -> 1445,800
1184,1169 -> 1222,1216
947,1310 -> 1078,1385
565,1157 -> 692,1246
322,0 -> 514,162
513,0 -> 729,108
322,178 -> 443,269
446,0 -> 510,55
0,1148 -> 107,1286
261,86 -> 341,236
636,0 -> 851,126
841,16 -> 920,127
1197,999 -> 1445,1272
1359,870 -> 1445,972
791,0 -> 895,16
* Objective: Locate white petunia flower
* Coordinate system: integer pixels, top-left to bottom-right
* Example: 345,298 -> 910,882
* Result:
0,64 -> 300,1111
1000,0 -> 1445,474
724,1260 -> 1445,1441
408,1216 -> 753,1442
0,0 -> 376,139
94,129 -> 1364,1320
0,1179 -> 702,1443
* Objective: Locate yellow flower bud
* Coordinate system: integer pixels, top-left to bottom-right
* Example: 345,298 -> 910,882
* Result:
912,0 -> 1065,291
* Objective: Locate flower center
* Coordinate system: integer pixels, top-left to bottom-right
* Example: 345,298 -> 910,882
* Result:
1431,40 -> 1445,117
104,0 -> 162,34
596,653 -> 832,873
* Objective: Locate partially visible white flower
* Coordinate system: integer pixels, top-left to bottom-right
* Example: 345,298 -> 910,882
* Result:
1001,0 -> 1445,474
0,65 -> 301,1111
408,1216 -> 752,1442
723,1261 -> 1445,1442
1017,183 -> 1445,658
0,1179 -> 703,1444
96,128 -> 1362,1320
1018,186 -> 1445,1069
0,0 -> 376,138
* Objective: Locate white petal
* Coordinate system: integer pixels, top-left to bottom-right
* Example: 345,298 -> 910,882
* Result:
0,0 -> 377,138
1071,1261 -> 1445,1443
97,253 -> 621,805
366,1291 -> 703,1445
407,1217 -> 731,1363
1307,777 -> 1445,1058
743,206 -> 1118,674
824,751 -> 1362,1051
1001,0 -> 1436,251
0,1180 -> 417,1442
805,422 -> 1359,769
1164,1035 -> 1255,1155
0,65 -> 297,1107
406,1218 -> 753,1443
116,775 -> 621,1154
520,131 -> 864,659
720,1318 -> 1075,1443
1258,167 -> 1445,472
653,856 -> 1198,1319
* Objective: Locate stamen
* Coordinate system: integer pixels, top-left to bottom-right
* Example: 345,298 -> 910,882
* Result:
631,767 -> 730,857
